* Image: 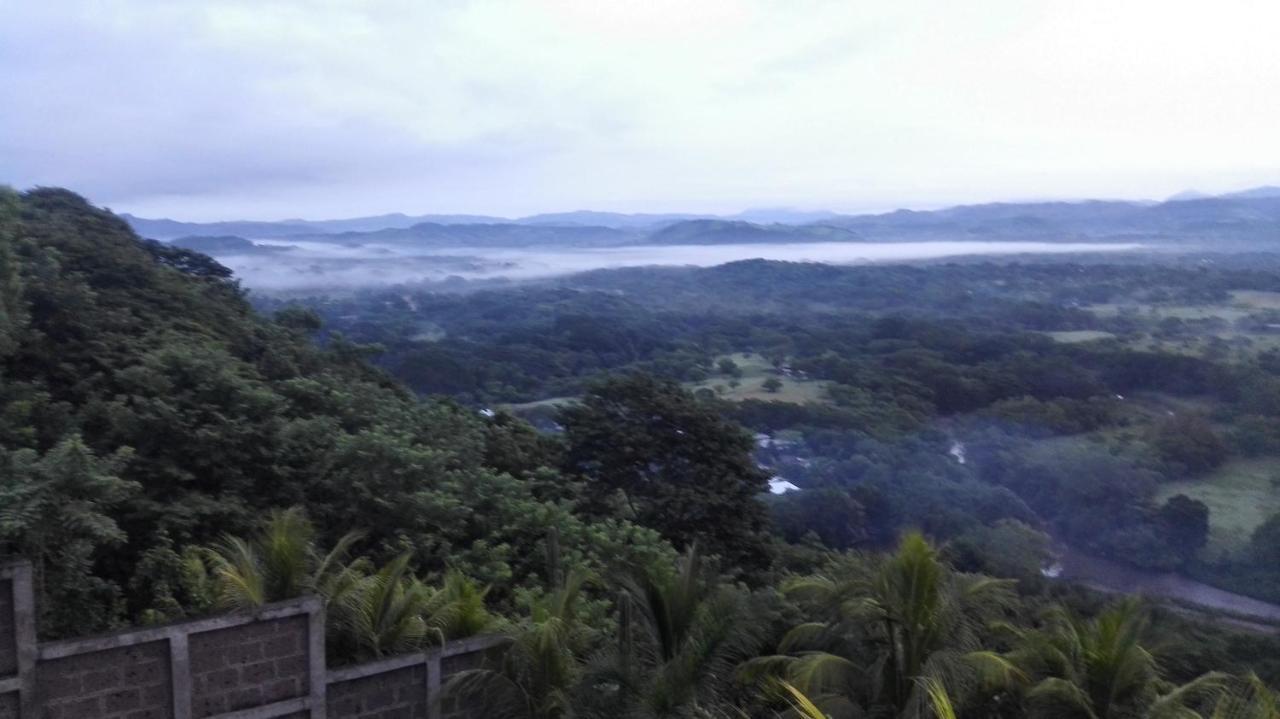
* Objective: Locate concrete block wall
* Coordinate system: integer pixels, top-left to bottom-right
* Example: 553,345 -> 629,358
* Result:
37,640 -> 173,719
325,636 -> 507,719
0,563 -> 35,719
0,559 -> 507,719
326,660 -> 426,719
189,615 -> 312,717
35,596 -> 324,719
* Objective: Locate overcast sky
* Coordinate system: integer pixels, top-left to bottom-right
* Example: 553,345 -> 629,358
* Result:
3,1 -> 1278,221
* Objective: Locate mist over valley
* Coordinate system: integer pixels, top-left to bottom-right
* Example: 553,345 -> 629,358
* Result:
140,189 -> 1280,290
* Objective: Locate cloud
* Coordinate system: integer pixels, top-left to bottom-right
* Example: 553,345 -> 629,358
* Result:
2,0 -> 1278,219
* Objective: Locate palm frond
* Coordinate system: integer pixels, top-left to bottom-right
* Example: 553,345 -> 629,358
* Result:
1026,676 -> 1099,719
1209,673 -> 1280,719
1148,672 -> 1230,719
782,680 -> 831,719
920,677 -> 957,719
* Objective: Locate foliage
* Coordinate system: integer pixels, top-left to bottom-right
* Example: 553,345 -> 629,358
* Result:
1007,599 -> 1226,719
586,545 -> 767,717
1151,414 -> 1229,475
4,188 -> 1280,716
746,532 -> 1021,718
0,435 -> 137,635
448,570 -> 593,719
559,374 -> 773,578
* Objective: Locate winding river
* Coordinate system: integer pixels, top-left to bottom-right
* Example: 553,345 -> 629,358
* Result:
1055,547 -> 1280,624
941,439 -> 1280,626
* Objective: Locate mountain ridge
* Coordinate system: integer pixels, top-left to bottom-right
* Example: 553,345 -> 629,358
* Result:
122,187 -> 1280,250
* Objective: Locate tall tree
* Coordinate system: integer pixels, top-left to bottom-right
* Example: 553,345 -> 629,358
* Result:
559,374 -> 772,576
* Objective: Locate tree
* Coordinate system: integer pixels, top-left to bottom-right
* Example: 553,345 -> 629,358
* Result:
762,377 -> 783,393
769,487 -> 869,550
1205,674 -> 1279,719
1007,600 -> 1225,719
746,533 -> 1020,718
717,358 -> 741,378
1149,413 -> 1228,474
0,188 -> 26,358
559,374 -> 773,577
0,436 -> 138,635
448,570 -> 592,719
946,519 -> 1052,582
329,553 -> 433,660
1250,513 -> 1280,567
1158,494 -> 1210,563
198,507 -> 364,610
593,545 -> 763,717
424,570 -> 498,642
274,305 -> 323,333
198,508 -> 499,663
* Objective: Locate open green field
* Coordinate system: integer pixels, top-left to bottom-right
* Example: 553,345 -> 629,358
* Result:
1230,290 -> 1280,309
685,352 -> 832,404
1080,293 -> 1280,359
1044,330 -> 1115,343
1156,458 -> 1280,557
1084,290 -> 1280,324
503,353 -> 831,412
1086,302 -> 1252,323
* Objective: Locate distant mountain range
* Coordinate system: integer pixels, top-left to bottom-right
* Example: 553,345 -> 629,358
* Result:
124,187 -> 1280,252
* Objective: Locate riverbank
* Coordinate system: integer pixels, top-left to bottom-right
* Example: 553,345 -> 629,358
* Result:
1055,546 -> 1280,632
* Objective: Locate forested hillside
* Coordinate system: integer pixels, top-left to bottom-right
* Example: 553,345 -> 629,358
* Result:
3,189 -> 1279,718
0,188 -> 678,636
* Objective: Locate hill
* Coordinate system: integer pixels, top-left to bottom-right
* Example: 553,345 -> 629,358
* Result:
646,219 -> 859,244
126,189 -> 1280,251
0,188 -> 666,636
171,234 -> 293,254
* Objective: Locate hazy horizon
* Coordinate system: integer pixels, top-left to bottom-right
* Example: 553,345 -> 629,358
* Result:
4,1 -> 1279,221
113,184 -> 1275,225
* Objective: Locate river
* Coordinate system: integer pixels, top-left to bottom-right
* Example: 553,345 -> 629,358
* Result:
937,438 -> 1280,626
1055,547 -> 1280,624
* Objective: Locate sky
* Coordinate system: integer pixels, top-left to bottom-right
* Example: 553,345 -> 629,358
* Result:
3,0 -> 1279,221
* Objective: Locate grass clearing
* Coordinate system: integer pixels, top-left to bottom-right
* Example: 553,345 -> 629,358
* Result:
1045,330 -> 1115,343
1086,302 -> 1252,323
503,352 -> 833,412
1230,290 -> 1280,310
686,352 -> 833,404
1156,458 -> 1280,557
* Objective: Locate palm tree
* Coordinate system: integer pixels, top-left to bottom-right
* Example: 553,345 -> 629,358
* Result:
447,569 -> 592,719
424,569 -> 499,643
597,544 -> 764,717
780,678 -> 958,719
745,532 -> 1020,718
782,681 -> 833,719
199,507 -> 364,609
1006,599 -> 1225,719
1203,674 -> 1279,719
329,553 -> 432,659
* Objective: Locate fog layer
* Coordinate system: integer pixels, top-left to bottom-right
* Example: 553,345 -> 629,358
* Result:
226,240 -> 1141,291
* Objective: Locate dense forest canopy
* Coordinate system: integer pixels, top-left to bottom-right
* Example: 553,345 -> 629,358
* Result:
267,252 -> 1280,598
3,188 -> 1280,718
